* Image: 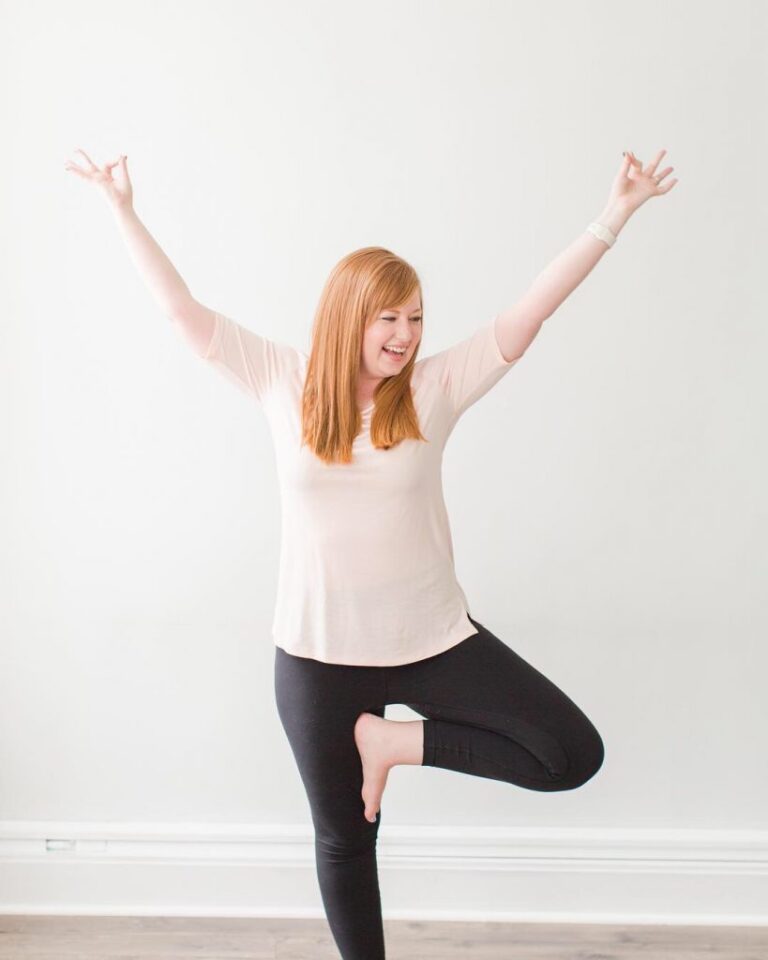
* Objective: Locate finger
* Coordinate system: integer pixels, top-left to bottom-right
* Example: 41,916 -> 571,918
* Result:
106,153 -> 128,173
74,148 -> 99,170
620,152 -> 632,176
64,158 -> 92,174
658,178 -> 678,194
654,165 -> 674,183
64,162 -> 92,180
647,149 -> 667,176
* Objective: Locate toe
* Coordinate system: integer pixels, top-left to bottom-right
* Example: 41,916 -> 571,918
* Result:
361,782 -> 381,822
361,767 -> 388,822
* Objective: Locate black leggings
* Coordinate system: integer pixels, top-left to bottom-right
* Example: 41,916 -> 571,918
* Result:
274,615 -> 605,960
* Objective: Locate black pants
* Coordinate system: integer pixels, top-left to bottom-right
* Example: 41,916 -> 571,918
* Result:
274,615 -> 605,960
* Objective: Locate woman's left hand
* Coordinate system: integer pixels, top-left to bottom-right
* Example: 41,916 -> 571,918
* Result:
608,148 -> 678,215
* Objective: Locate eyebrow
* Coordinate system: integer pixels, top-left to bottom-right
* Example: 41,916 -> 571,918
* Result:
382,308 -> 423,314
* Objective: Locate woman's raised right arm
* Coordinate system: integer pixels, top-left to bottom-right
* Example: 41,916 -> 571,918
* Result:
110,202 -> 216,357
64,149 -> 215,357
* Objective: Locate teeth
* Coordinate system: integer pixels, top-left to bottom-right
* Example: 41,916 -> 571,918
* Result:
384,346 -> 406,354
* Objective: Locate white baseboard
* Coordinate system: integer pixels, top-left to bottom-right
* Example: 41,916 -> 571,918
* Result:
1,821 -> 766,925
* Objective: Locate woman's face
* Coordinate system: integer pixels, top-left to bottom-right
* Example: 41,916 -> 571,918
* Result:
359,294 -> 423,385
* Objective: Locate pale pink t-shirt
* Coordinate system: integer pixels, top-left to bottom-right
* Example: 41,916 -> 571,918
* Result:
202,313 -> 520,665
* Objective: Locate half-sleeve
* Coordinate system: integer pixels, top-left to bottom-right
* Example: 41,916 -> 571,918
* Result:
416,316 -> 521,419
202,312 -> 301,403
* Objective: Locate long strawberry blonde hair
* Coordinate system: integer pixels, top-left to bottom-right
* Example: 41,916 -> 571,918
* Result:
301,246 -> 428,465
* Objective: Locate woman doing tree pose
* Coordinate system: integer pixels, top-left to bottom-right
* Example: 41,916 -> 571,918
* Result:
65,146 -> 677,960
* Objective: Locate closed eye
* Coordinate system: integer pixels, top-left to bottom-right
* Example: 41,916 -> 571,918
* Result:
383,316 -> 422,321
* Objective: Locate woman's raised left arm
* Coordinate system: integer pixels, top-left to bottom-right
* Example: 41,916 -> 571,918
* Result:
494,148 -> 679,363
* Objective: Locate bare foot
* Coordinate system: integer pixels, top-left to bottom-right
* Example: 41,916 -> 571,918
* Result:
354,712 -> 395,823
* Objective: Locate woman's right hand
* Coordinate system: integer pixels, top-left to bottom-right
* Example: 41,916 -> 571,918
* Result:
64,148 -> 133,209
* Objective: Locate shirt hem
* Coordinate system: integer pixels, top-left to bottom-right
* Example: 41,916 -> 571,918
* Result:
272,614 -> 480,667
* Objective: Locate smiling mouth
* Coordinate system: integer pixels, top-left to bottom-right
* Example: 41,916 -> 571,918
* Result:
382,346 -> 407,360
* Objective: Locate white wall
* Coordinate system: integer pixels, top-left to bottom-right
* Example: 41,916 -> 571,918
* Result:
1,0 -> 766,919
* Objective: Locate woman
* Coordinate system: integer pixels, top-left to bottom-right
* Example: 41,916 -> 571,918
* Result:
65,147 -> 677,960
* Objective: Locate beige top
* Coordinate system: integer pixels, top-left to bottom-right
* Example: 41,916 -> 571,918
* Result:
203,312 -> 520,665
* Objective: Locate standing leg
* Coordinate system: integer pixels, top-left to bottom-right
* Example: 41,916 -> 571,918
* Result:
274,645 -> 387,960
389,616 -> 605,792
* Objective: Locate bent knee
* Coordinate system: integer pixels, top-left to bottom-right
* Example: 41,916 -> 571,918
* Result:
551,730 -> 605,791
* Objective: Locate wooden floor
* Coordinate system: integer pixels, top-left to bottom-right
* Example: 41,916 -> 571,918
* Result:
0,916 -> 766,959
